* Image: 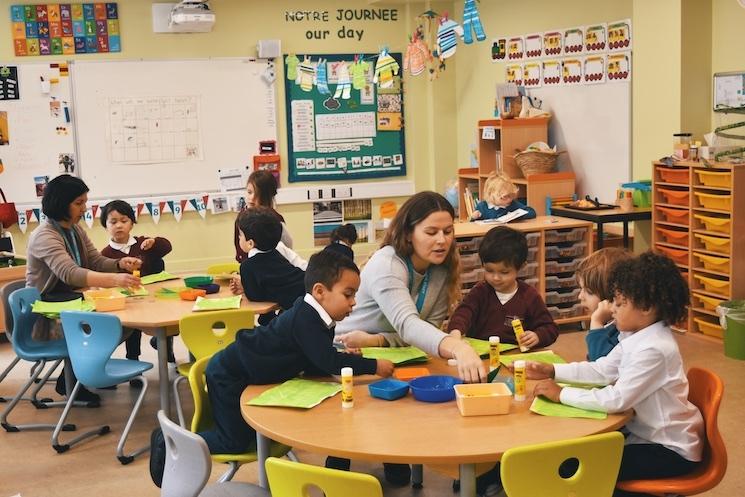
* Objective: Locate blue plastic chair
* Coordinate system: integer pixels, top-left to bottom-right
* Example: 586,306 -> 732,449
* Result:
0,287 -> 75,433
53,311 -> 153,464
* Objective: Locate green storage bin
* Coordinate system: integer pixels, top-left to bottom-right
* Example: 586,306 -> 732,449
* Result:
621,181 -> 652,207
718,300 -> 745,360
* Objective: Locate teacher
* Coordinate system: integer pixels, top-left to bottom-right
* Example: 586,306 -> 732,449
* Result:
25,174 -> 141,403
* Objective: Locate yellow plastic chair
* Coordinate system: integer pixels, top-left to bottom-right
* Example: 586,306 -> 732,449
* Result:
172,309 -> 253,428
500,431 -> 624,497
265,457 -> 383,497
207,262 -> 240,277
189,356 -> 291,482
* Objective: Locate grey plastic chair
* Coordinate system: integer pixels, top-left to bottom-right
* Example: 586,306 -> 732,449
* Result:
158,410 -> 270,497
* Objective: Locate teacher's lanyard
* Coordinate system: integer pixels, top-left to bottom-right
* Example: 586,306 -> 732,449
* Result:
406,258 -> 430,313
50,221 -> 82,266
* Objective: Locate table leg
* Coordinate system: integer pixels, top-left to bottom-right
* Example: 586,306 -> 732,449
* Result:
412,464 -> 423,488
459,463 -> 476,497
623,221 -> 630,248
155,328 -> 171,419
64,358 -> 74,396
597,223 -> 605,249
256,431 -> 271,489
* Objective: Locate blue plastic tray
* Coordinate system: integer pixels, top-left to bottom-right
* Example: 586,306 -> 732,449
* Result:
409,375 -> 461,403
368,378 -> 410,401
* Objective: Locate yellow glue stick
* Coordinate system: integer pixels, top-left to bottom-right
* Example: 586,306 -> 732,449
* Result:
341,367 -> 354,408
513,360 -> 526,401
489,336 -> 500,372
132,270 -> 140,278
511,318 -> 529,352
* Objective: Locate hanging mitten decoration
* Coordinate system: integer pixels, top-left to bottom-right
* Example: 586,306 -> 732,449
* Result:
373,48 -> 400,89
285,54 -> 300,81
298,56 -> 316,92
462,0 -> 486,44
436,13 -> 463,60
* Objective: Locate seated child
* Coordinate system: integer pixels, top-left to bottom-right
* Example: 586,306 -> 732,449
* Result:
100,200 -> 173,364
323,223 -> 358,261
448,226 -> 558,348
471,173 -> 536,221
528,251 -> 703,485
152,250 -> 395,470
576,247 -> 634,360
235,206 -> 305,324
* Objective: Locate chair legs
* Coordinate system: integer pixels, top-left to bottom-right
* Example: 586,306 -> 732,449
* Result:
28,359 -> 63,408
172,374 -> 187,428
217,461 -> 242,483
286,450 -> 299,462
412,464 -> 424,488
52,381 -> 110,453
117,376 -> 151,465
0,358 -> 60,405
0,356 -> 23,402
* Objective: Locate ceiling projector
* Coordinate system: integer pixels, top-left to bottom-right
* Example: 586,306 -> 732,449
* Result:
169,1 -> 215,32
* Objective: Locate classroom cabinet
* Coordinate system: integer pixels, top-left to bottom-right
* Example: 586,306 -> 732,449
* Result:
652,161 -> 745,339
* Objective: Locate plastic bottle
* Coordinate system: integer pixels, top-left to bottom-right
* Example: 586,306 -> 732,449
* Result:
341,367 -> 354,408
511,318 -> 529,352
513,360 -> 526,401
489,336 -> 500,372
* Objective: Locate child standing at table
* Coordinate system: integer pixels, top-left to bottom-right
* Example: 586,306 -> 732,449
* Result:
470,173 -> 536,221
576,247 -> 634,360
323,223 -> 358,261
448,226 -> 558,349
100,200 -> 174,366
527,251 -> 703,486
149,251 -> 394,483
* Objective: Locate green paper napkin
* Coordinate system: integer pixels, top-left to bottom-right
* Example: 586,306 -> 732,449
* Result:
530,396 -> 607,419
192,295 -> 242,312
140,271 -> 180,285
500,350 -> 567,367
31,298 -> 95,318
247,378 -> 342,409
361,346 -> 429,365
463,337 -> 519,358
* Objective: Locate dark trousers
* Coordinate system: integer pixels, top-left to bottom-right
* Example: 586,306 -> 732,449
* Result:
124,328 -> 142,360
614,443 -> 699,497
197,350 -> 256,454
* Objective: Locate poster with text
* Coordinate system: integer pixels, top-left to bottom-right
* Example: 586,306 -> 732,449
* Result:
562,58 -> 583,85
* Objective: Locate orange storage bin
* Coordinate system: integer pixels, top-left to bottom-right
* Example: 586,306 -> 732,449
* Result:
693,252 -> 730,273
694,317 -> 724,339
695,170 -> 731,188
694,233 -> 730,254
694,191 -> 731,210
655,245 -> 688,265
658,187 -> 689,206
693,274 -> 730,296
692,292 -> 725,312
693,213 -> 730,234
655,226 -> 689,247
657,167 -> 690,184
657,206 -> 689,225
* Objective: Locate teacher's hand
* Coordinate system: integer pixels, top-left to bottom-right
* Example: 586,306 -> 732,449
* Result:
118,257 -> 142,272
452,341 -> 486,383
336,330 -> 385,348
113,273 -> 140,288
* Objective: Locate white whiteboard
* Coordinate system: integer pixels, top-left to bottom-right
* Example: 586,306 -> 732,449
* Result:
529,82 -> 631,203
72,59 -> 277,198
0,62 -> 77,204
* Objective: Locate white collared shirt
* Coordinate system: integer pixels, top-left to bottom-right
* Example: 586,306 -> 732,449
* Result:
495,287 -> 518,305
108,236 -> 137,255
555,321 -> 704,461
303,293 -> 335,329
247,242 -> 307,270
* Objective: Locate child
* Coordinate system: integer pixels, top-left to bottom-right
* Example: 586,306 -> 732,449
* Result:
323,223 -> 358,260
151,251 -> 395,475
235,207 -> 305,324
471,173 -> 536,221
576,247 -> 634,360
100,200 -> 173,364
528,251 -> 703,485
448,226 -> 558,348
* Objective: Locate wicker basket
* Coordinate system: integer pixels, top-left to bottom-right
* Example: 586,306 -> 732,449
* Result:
513,149 -> 561,176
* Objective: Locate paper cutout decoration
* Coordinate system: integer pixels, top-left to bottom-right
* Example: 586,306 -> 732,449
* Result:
563,27 -> 584,54
490,38 -> 506,62
523,62 -> 542,88
505,64 -> 524,86
608,19 -> 632,51
0,65 -> 20,100
542,60 -> 562,86
83,207 -> 94,228
543,31 -> 562,57
10,3 -> 121,57
562,58 -> 583,85
524,33 -> 542,59
584,24 -> 608,53
17,210 -> 28,233
607,51 -> 632,82
507,36 -> 525,60
583,55 -> 606,84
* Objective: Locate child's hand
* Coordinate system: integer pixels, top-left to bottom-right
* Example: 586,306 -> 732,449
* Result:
140,238 -> 156,251
336,330 -> 385,348
471,211 -> 482,220
533,379 -> 563,402
118,257 -> 142,272
506,360 -> 554,379
519,330 -> 540,349
591,300 -> 614,329
448,329 -> 463,340
376,359 -> 395,377
229,275 -> 244,295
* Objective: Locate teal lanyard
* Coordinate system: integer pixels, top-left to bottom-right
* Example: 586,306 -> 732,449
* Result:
50,220 -> 81,266
405,258 -> 430,313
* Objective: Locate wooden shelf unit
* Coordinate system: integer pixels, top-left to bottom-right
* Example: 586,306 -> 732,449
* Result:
458,118 -> 575,220
652,160 -> 745,340
0,264 -> 26,335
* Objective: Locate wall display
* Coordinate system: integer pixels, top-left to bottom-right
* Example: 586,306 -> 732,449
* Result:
522,62 -> 542,88
714,71 -> 745,111
524,33 -> 542,59
490,37 -> 506,62
607,19 -> 632,51
563,27 -> 584,54
584,23 -> 607,53
583,55 -> 606,84
562,58 -> 583,85
542,60 -> 561,86
607,52 -> 631,82
507,36 -> 525,60
505,63 -> 524,86
285,52 -> 405,183
542,31 -> 562,57
10,3 -> 120,56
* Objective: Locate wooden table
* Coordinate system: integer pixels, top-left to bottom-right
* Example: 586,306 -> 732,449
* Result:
109,278 -> 277,418
549,206 -> 652,248
241,353 -> 630,497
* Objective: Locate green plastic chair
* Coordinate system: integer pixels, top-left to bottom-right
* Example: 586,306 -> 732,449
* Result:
265,457 -> 383,497
172,309 -> 253,428
500,431 -> 624,497
189,356 -> 291,482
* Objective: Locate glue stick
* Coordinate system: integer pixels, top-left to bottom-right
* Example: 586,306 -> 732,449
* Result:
511,318 -> 529,352
341,367 -> 354,408
489,336 -> 500,372
132,270 -> 140,278
513,360 -> 526,401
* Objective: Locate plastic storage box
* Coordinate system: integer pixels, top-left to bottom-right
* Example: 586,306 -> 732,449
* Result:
694,191 -> 731,210
545,258 -> 584,275
692,292 -> 725,311
657,167 -> 689,184
657,206 -> 689,225
368,379 -> 410,401
655,245 -> 688,265
693,252 -> 730,273
695,170 -> 731,188
621,181 -> 652,207
693,213 -> 731,235
658,187 -> 689,206
516,262 -> 539,279
545,275 -> 577,290
694,233 -> 730,254
545,242 -> 586,259
655,226 -> 689,247
525,232 -> 540,247
544,227 -> 586,244
454,383 -> 512,416
694,274 -> 730,296
83,288 -> 126,311
545,288 -> 581,305
694,317 -> 724,339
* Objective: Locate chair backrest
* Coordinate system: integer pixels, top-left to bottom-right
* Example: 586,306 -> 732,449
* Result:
207,262 -> 240,276
687,367 -> 727,489
265,457 -> 383,497
501,431 -> 625,497
178,309 -> 253,361
188,356 -> 214,434
158,410 -> 211,497
1,279 -> 25,338
7,286 -> 42,356
59,311 -> 122,389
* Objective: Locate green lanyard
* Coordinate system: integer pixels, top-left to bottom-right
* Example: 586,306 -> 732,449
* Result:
405,258 -> 430,313
50,220 -> 82,267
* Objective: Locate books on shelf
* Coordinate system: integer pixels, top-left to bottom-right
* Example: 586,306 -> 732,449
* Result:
464,186 -> 479,219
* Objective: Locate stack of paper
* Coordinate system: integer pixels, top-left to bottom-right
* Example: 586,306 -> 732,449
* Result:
361,346 -> 429,365
192,295 -> 242,312
499,350 -> 567,367
247,378 -> 342,409
31,298 -> 95,319
463,337 -> 519,358
140,271 -> 181,285
530,396 -> 607,419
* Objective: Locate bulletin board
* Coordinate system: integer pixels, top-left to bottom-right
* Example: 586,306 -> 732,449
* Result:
284,52 -> 406,183
0,61 -> 77,204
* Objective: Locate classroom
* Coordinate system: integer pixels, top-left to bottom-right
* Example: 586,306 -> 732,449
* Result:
1,0 -> 744,496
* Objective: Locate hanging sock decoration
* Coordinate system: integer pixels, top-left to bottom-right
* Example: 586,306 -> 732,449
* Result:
462,0 -> 486,44
350,56 -> 370,90
373,49 -> 401,89
298,56 -> 316,92
333,61 -> 352,100
436,13 -> 463,59
404,29 -> 433,76
315,58 -> 331,95
285,54 -> 300,81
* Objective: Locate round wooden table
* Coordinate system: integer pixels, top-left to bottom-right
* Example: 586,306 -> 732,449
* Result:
241,356 -> 630,497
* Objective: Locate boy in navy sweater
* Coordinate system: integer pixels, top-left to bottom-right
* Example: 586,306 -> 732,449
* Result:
237,207 -> 306,324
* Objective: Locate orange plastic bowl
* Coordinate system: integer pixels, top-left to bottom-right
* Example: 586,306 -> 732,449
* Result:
179,288 -> 207,301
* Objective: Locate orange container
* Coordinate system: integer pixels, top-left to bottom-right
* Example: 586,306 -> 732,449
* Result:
657,206 -> 689,225
394,367 -> 431,381
658,187 -> 689,206
179,288 -> 207,301
657,167 -> 690,184
655,226 -> 689,247
655,245 -> 688,265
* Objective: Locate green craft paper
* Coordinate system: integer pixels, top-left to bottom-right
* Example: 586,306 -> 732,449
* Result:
463,337 -> 519,358
247,378 -> 342,409
361,346 -> 428,365
530,396 -> 607,419
192,295 -> 242,312
31,298 -> 94,318
140,271 -> 180,285
115,286 -> 149,297
499,350 -> 567,367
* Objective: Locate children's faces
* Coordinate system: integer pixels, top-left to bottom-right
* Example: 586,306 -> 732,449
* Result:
611,292 -> 656,332
245,182 -> 257,207
105,209 -> 134,243
408,211 -> 454,271
314,269 -> 360,322
491,191 -> 515,208
237,230 -> 254,253
578,277 -> 601,312
483,261 -> 519,293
